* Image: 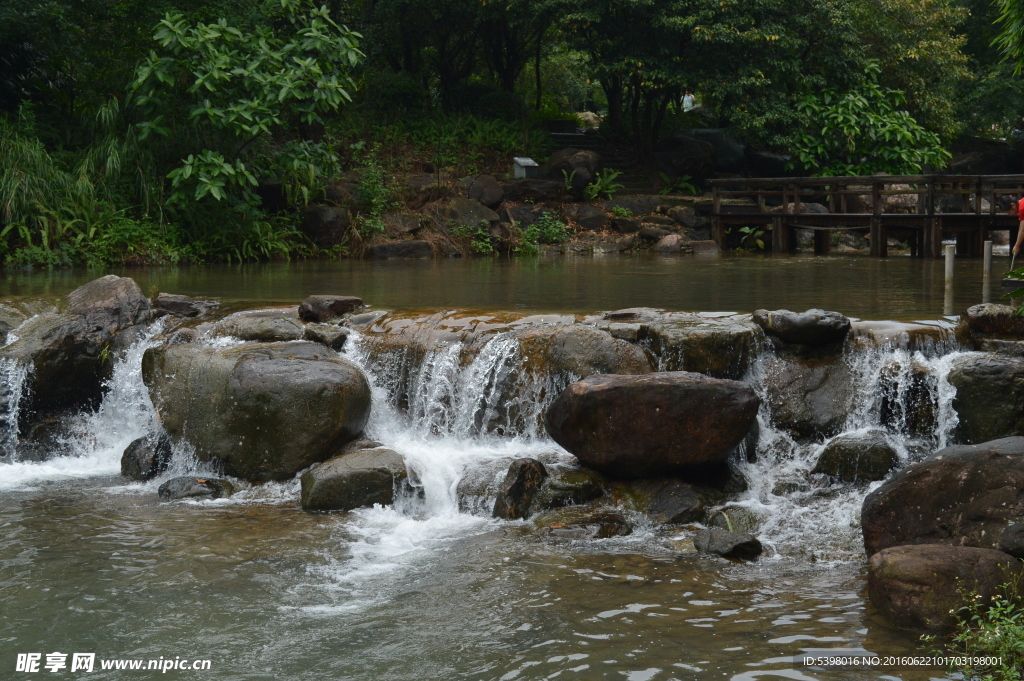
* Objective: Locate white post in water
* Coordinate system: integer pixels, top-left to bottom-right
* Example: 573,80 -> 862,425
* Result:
944,243 -> 955,315
983,240 -> 993,303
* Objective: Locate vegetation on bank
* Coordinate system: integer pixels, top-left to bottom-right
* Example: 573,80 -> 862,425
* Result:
1,0 -> 1023,266
925,576 -> 1024,681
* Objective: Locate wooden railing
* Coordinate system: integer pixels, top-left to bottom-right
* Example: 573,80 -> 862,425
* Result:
708,175 -> 1024,257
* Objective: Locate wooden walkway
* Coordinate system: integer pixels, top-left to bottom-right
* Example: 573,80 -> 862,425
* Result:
709,175 -> 1024,257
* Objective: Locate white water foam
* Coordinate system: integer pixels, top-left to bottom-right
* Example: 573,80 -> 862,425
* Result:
0,322 -> 163,491
0,358 -> 30,459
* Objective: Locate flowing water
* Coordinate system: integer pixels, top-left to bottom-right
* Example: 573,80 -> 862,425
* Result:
0,255 -> 985,680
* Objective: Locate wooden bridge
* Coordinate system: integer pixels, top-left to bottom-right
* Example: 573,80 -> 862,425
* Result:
708,175 -> 1024,257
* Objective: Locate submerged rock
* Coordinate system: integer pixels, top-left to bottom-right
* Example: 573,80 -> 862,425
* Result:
693,527 -> 762,560
368,240 -> 434,259
948,354 -> 1024,443
158,476 -> 235,501
121,432 -> 173,481
298,295 -> 363,322
752,309 -> 850,346
812,430 -> 899,482
613,478 -> 708,523
867,544 -> 1022,631
143,341 -> 370,481
212,309 -> 305,343
545,372 -> 760,478
0,275 -> 152,420
300,446 -> 406,512
492,458 -> 548,520
861,437 -> 1024,556
535,505 -> 633,540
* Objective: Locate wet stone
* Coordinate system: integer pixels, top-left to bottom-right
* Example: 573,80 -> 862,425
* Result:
121,432 -> 173,481
812,430 -> 900,482
298,295 -> 363,323
493,458 -> 548,520
158,476 -> 235,501
532,468 -> 607,511
693,527 -> 762,560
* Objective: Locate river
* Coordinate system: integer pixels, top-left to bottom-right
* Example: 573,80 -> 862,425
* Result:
0,253 -> 988,680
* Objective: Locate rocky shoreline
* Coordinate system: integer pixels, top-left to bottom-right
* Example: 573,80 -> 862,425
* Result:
3,275 -> 1024,634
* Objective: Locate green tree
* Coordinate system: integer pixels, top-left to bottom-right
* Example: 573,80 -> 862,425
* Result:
789,63 -> 950,175
130,0 -> 362,208
850,0 -> 970,140
994,0 -> 1024,74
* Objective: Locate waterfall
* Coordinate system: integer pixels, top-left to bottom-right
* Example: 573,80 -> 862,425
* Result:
0,321 -> 162,490
0,358 -> 30,460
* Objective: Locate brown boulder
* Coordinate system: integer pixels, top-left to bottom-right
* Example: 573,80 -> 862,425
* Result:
492,458 -> 548,520
862,437 -> 1024,556
545,372 -> 760,478
867,544 -> 1022,631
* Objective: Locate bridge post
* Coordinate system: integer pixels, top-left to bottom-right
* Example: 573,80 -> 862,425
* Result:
813,229 -> 831,255
869,180 -> 886,256
711,185 -> 725,250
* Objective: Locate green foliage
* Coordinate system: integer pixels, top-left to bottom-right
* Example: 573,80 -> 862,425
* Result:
994,0 -> 1024,75
353,152 -> 399,236
131,0 -> 362,209
850,0 -> 970,140
452,220 -> 495,255
923,577 -> 1024,681
788,63 -> 950,176
610,206 -> 632,218
515,212 -> 569,254
584,169 -> 623,200
658,173 -> 698,196
727,226 -> 765,252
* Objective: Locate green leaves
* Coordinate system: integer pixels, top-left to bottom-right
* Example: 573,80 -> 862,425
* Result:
167,151 -> 257,204
788,63 -> 951,176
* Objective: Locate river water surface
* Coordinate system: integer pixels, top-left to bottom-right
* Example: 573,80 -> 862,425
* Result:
0,254 -> 986,680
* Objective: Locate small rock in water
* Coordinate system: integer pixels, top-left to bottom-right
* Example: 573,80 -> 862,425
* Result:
614,478 -> 707,524
158,476 -> 234,501
300,447 -> 406,512
493,458 -> 548,520
303,323 -> 349,350
297,295 -> 363,323
752,308 -> 851,346
693,527 -> 762,560
152,293 -> 219,318
812,430 -> 899,482
709,506 -> 760,534
532,467 -> 607,511
539,508 -> 633,540
121,432 -> 173,481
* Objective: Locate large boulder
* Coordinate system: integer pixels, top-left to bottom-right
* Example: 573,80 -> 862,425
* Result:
0,275 -> 152,420
678,129 -> 745,173
533,467 -> 607,511
752,309 -> 851,347
541,148 -> 603,194
570,205 -> 610,231
545,372 -> 760,478
948,354 -> 1024,443
492,458 -> 548,520
142,341 -> 371,481
456,174 -> 504,209
652,234 -> 687,253
500,179 -> 565,203
862,437 -> 1024,556
401,173 -> 451,209
300,445 -> 406,511
439,197 -> 500,231
812,430 -> 899,482
301,205 -> 351,248
761,357 -> 853,440
298,295 -> 363,323
212,309 -> 305,343
650,134 -> 715,182
867,544 -> 1022,631
121,432 -> 173,481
